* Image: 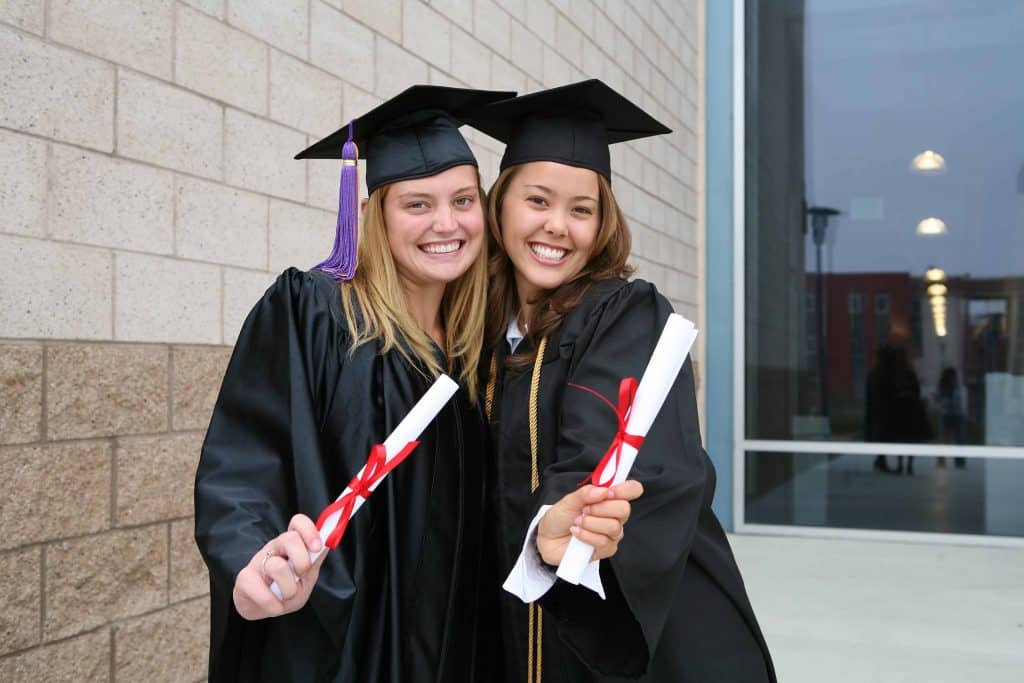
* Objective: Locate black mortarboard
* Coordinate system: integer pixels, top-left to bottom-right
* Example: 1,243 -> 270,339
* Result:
466,79 -> 671,180
297,85 -> 514,193
295,85 -> 514,281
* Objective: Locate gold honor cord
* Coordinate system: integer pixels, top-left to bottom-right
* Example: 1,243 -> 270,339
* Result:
485,353 -> 497,422
486,338 -> 549,683
528,337 -> 546,492
527,336 -> 548,683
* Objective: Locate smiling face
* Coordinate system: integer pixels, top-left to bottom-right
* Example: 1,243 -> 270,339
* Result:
382,164 -> 484,291
499,161 -> 601,303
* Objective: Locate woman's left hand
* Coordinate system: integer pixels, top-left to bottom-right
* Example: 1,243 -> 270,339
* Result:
536,481 -> 644,566
232,514 -> 327,620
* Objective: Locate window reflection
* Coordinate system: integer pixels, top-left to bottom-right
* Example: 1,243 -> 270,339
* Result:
745,0 -> 1024,447
793,273 -> 1024,446
744,451 -> 1024,537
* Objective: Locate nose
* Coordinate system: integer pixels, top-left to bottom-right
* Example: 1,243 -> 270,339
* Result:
544,212 -> 567,237
434,206 -> 457,234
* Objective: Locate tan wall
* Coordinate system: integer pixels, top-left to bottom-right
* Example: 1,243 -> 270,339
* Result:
0,342 -> 225,679
0,1 -> 703,678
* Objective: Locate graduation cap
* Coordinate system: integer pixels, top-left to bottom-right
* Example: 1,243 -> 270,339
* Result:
295,85 -> 515,281
466,79 -> 671,180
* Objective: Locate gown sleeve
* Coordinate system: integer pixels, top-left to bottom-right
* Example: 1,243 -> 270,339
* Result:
536,280 -> 710,678
193,267 -> 345,679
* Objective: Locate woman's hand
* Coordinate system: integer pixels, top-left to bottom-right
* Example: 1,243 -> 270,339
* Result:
232,514 -> 327,620
536,481 -> 644,566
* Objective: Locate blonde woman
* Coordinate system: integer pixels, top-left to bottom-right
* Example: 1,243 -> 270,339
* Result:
195,87 -> 508,682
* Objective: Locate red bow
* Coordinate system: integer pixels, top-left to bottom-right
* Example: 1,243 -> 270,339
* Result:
569,378 -> 644,488
316,441 -> 420,549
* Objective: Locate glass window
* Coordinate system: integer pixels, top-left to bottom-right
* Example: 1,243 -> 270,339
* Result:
849,292 -> 865,402
744,451 -> 1024,537
875,292 -> 890,348
743,0 -> 1024,537
744,0 -> 1024,448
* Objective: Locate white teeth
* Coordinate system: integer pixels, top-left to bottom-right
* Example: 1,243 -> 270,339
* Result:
530,243 -> 567,261
421,241 -> 461,254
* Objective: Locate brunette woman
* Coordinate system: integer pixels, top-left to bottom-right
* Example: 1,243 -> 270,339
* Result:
471,80 -> 776,682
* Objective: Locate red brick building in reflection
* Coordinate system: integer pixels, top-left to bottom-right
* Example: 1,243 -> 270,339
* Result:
805,272 -> 1022,441
805,272 -> 917,436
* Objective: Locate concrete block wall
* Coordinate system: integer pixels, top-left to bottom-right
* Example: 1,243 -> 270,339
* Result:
0,0 -> 703,677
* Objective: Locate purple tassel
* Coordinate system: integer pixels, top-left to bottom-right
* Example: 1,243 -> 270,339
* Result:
315,122 -> 359,281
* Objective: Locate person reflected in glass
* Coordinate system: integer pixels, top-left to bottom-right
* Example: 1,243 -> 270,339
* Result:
935,367 -> 967,468
866,345 -> 932,474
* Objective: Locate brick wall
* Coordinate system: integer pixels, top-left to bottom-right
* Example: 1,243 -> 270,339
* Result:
0,1 -> 704,678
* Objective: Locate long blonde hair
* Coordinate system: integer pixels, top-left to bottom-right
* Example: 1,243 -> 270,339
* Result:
485,165 -> 633,367
338,179 -> 488,402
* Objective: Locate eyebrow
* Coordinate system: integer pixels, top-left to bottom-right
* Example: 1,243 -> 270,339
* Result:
396,186 -> 478,201
524,184 -> 597,203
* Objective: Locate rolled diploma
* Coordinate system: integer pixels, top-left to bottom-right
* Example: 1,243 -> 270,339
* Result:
556,314 -> 698,585
270,373 -> 459,599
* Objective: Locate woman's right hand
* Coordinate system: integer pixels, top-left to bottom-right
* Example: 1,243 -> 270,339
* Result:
536,481 -> 644,566
232,514 -> 327,620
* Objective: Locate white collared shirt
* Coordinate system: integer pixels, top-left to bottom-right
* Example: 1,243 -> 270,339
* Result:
506,316 -> 524,354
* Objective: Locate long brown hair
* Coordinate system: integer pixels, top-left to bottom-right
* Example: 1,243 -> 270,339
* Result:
340,178 -> 488,402
485,164 -> 634,367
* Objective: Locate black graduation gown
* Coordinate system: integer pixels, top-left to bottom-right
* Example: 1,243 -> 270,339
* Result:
487,278 -> 776,682
194,268 -> 492,682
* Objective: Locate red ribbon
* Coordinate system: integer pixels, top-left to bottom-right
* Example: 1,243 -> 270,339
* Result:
315,440 -> 420,549
568,378 -> 644,488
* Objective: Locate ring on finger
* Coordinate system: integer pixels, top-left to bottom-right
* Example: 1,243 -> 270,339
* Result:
260,549 -> 275,578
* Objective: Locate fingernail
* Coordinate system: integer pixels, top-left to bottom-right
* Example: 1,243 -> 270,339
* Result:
574,515 -> 582,526
582,506 -> 591,515
312,539 -> 322,551
570,526 -> 580,536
